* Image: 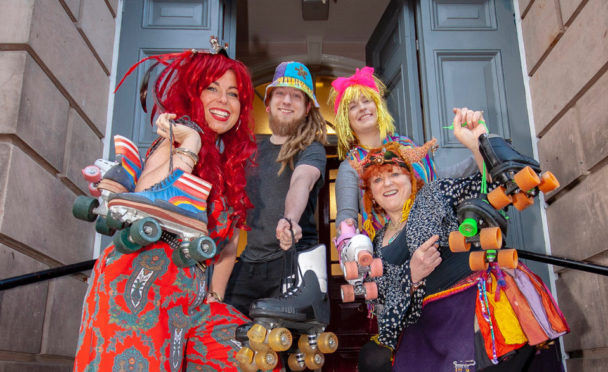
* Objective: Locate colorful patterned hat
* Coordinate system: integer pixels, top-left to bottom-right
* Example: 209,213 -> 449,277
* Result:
264,61 -> 319,107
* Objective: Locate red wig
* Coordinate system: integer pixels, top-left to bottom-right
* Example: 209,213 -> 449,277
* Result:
152,51 -> 256,231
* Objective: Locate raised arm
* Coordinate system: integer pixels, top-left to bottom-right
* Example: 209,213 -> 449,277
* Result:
335,159 -> 360,230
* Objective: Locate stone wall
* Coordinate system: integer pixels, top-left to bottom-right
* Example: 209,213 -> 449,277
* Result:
0,0 -> 116,370
519,0 -> 608,369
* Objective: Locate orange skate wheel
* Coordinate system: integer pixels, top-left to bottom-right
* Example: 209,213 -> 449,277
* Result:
247,323 -> 267,344
497,249 -> 518,269
249,339 -> 269,352
268,327 -> 292,352
449,231 -> 471,252
343,261 -> 359,280
480,227 -> 502,250
363,282 -> 378,301
254,349 -> 278,370
469,251 -> 489,271
298,334 -> 316,354
318,332 -> 339,354
538,171 -> 559,193
341,284 -> 355,303
357,250 -> 373,267
235,346 -> 254,365
512,192 -> 534,211
288,353 -> 306,371
514,166 -> 540,192
304,351 -> 325,370
369,258 -> 383,277
487,186 -> 512,210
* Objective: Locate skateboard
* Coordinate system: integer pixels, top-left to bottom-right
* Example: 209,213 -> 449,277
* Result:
334,220 -> 383,302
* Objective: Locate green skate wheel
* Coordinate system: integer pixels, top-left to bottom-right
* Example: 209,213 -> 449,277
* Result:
130,217 -> 162,246
188,236 -> 217,262
113,228 -> 142,254
459,218 -> 478,237
172,247 -> 196,268
72,196 -> 99,222
105,211 -> 126,230
95,217 -> 115,236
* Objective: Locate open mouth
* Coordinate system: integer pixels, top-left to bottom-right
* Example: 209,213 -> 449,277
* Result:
209,108 -> 230,120
383,190 -> 398,197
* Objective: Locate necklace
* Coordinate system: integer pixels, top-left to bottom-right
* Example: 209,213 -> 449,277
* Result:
386,220 -> 405,244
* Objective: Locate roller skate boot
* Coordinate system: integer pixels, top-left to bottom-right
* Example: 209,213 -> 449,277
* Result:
448,197 -> 518,272
246,245 -> 338,370
334,220 -> 382,303
98,135 -> 143,194
106,169 -> 216,266
479,134 -> 559,211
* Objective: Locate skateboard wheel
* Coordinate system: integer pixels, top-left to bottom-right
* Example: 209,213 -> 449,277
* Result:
298,334 -> 316,354
341,284 -> 355,303
171,247 -> 196,268
235,346 -> 254,365
514,166 -> 540,192
113,228 -> 141,254
449,231 -> 470,252
247,323 -> 267,344
512,192 -> 534,211
318,332 -> 339,354
469,251 -> 489,271
288,353 -> 306,371
105,211 -> 126,230
95,217 -> 115,236
479,227 -> 502,250
498,249 -> 518,269
268,327 -> 292,352
188,236 -> 217,262
487,186 -> 512,210
254,349 -> 278,370
130,217 -> 162,246
72,196 -> 99,222
369,258 -> 383,277
343,261 -> 359,281
538,171 -> 559,193
304,351 -> 325,370
82,165 -> 101,183
363,282 -> 378,301
459,218 -> 478,237
357,250 -> 373,267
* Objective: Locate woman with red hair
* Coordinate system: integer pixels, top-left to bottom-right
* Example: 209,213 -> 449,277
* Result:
74,50 -> 261,371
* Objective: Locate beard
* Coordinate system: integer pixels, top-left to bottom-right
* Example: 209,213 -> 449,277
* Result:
268,111 -> 306,137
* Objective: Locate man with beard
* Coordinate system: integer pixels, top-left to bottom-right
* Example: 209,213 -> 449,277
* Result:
224,62 -> 327,315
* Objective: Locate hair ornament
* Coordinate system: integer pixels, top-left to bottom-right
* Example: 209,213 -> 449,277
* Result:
331,66 -> 378,113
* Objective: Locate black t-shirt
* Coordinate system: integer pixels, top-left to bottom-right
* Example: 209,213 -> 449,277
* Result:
240,138 -> 326,262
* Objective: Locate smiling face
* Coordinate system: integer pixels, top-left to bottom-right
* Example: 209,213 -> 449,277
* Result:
200,70 -> 241,135
369,165 -> 412,215
347,94 -> 379,137
267,86 -> 310,136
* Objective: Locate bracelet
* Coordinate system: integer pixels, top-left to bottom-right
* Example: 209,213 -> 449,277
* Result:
174,147 -> 199,164
174,153 -> 196,168
207,291 -> 223,302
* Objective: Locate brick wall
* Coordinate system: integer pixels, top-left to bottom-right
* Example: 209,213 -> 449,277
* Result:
519,0 -> 608,370
0,0 -> 116,370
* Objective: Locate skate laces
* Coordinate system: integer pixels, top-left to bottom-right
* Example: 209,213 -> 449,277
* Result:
167,116 -> 204,175
280,217 -> 303,297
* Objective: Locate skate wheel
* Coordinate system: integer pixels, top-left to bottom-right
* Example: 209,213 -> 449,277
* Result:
487,186 -> 512,210
318,332 -> 339,354
539,171 -> 559,193
72,195 -> 99,222
249,339 -> 269,352
479,227 -> 502,250
254,349 -> 278,370
95,217 -> 115,236
188,236 -> 217,262
235,346 -> 254,365
341,284 -> 355,303
469,251 -> 489,271
304,351 -> 325,370
514,166 -> 540,192
288,353 -> 306,371
459,217 -> 478,237
363,282 -> 378,301
171,247 -> 196,268
130,217 -> 162,246
268,327 -> 292,352
369,258 -> 383,277
512,192 -> 534,211
449,231 -> 471,252
357,250 -> 373,267
247,323 -> 268,344
498,249 -> 518,269
105,211 -> 126,230
298,334 -> 316,354
343,261 -> 359,281
239,360 -> 258,372
82,165 -> 101,183
113,229 -> 141,254
88,182 -> 101,197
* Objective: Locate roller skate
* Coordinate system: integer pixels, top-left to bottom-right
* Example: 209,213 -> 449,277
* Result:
238,245 -> 338,371
479,134 -> 559,211
334,221 -> 382,303
448,197 -> 518,272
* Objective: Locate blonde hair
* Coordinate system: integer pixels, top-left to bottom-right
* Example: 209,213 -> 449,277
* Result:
330,76 -> 395,159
